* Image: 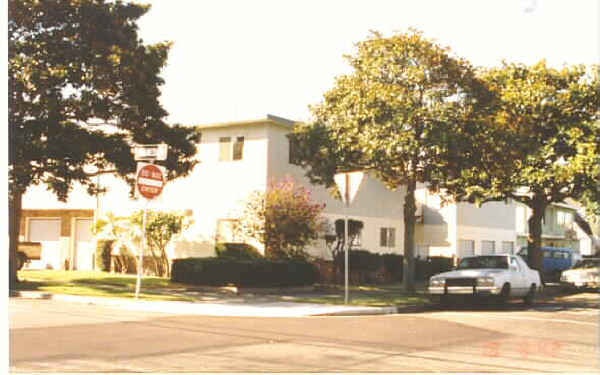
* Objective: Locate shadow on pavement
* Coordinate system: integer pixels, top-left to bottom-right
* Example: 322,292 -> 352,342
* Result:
426,292 -> 598,313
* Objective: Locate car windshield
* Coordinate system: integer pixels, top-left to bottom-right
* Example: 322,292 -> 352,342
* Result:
458,256 -> 509,270
573,259 -> 600,269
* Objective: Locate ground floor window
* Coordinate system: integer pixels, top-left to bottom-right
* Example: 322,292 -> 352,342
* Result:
458,239 -> 475,258
416,244 -> 429,259
380,227 -> 396,248
481,240 -> 495,255
502,241 -> 514,254
216,219 -> 239,243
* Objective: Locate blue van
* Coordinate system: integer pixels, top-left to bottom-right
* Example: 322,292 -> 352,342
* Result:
517,246 -> 579,282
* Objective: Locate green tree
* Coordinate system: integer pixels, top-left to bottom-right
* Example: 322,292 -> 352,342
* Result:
448,61 -> 600,274
131,210 -> 190,278
289,30 -> 488,292
8,0 -> 199,287
95,210 -> 189,277
234,179 -> 327,260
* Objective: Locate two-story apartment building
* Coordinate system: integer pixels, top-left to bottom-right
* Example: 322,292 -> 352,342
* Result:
515,201 -> 593,254
19,115 -> 591,270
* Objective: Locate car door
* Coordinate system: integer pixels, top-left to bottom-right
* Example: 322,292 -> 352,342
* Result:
509,256 -> 527,295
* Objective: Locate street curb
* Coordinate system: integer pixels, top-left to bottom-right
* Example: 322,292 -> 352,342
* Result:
313,306 -> 398,316
314,304 -> 432,316
10,290 -> 53,299
9,290 -> 403,317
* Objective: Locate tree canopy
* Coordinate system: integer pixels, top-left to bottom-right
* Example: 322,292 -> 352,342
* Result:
9,0 -> 199,198
8,0 -> 199,285
446,61 -> 600,273
290,30 -> 490,291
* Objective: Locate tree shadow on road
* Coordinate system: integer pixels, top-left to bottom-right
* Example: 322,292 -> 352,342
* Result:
428,296 -> 599,313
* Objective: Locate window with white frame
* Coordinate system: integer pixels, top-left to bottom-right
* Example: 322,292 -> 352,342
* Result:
215,219 -> 239,243
481,240 -> 495,255
458,239 -> 475,258
351,231 -> 362,248
502,241 -> 514,254
380,227 -> 396,248
557,211 -> 573,228
219,136 -> 244,161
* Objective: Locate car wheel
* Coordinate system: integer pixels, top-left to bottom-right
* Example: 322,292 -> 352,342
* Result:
16,251 -> 27,271
498,283 -> 511,304
523,284 -> 536,306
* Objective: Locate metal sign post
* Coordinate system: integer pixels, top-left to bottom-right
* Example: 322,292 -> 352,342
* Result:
334,170 -> 364,305
344,174 -> 350,304
133,144 -> 168,299
135,199 -> 148,299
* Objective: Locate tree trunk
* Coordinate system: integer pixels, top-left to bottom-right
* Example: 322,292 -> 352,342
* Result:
402,179 -> 417,293
527,197 -> 546,280
9,189 -> 23,290
160,249 -> 170,278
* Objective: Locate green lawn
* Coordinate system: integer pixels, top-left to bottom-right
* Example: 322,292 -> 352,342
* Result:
15,270 -> 429,306
288,284 -> 430,306
16,270 -> 195,302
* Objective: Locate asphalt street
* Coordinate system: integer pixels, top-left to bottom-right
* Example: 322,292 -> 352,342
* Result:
9,298 -> 599,372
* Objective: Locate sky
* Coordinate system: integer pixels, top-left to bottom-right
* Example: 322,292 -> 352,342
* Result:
136,0 -> 600,126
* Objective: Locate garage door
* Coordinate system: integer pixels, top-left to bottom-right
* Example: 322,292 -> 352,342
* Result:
28,219 -> 61,269
28,219 -> 61,242
75,219 -> 94,271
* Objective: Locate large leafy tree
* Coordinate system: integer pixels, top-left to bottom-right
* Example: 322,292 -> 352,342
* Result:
290,31 -> 489,292
8,0 -> 199,286
448,62 -> 600,274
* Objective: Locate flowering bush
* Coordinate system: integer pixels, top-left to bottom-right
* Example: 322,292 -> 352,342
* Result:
234,178 -> 327,260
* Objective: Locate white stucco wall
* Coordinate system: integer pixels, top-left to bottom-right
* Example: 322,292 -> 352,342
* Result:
414,185 -> 457,257
160,123 -> 271,257
265,125 -> 407,257
456,201 -> 517,257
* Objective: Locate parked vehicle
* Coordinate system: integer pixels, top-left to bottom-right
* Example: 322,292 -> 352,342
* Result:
16,242 -> 42,270
517,246 -> 579,283
560,258 -> 600,290
427,255 -> 542,305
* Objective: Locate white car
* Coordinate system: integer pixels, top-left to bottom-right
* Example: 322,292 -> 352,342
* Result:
560,258 -> 600,290
427,255 -> 542,305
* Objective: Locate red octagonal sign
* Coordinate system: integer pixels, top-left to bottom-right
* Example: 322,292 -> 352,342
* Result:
136,164 -> 165,200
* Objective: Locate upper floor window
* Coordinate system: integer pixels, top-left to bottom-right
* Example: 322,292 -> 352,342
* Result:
219,136 -> 244,161
557,211 -> 573,227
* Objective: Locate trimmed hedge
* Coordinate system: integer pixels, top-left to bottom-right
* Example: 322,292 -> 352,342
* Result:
171,257 -> 318,287
215,242 -> 263,260
95,240 -> 114,271
381,253 -> 403,282
331,250 -> 454,283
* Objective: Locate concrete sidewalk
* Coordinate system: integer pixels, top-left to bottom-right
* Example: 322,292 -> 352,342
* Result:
10,290 -> 402,317
11,284 -> 596,317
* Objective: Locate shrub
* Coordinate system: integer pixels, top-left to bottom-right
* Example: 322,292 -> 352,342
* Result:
234,179 -> 327,260
215,243 -> 263,260
348,249 -> 383,272
95,240 -> 114,271
171,257 -> 318,287
382,253 -> 404,282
